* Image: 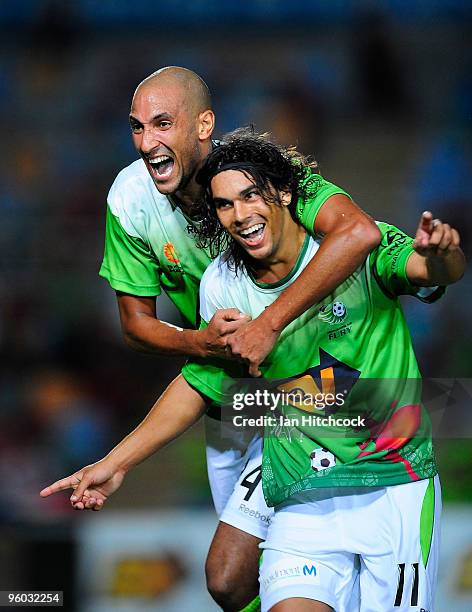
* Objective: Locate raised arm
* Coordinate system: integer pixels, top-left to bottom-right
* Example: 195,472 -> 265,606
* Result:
406,211 -> 465,286
40,375 -> 208,510
228,194 -> 381,375
117,293 -> 249,359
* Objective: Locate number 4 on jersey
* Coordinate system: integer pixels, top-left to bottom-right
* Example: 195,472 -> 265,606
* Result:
240,465 -> 262,501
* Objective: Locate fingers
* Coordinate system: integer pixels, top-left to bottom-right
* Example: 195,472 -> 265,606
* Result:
437,223 -> 452,251
90,498 -> 104,511
418,211 -> 433,233
248,362 -> 262,378
70,473 -> 93,502
40,473 -> 82,497
221,317 -> 251,335
428,221 -> 454,251
413,214 -> 460,253
209,309 -> 251,338
435,224 -> 460,250
413,211 -> 434,249
40,465 -> 109,512
82,497 -> 104,511
227,319 -> 279,374
451,228 -> 461,247
72,496 -> 104,512
216,309 -> 251,323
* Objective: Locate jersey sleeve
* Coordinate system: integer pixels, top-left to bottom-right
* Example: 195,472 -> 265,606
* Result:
370,222 -> 445,302
99,204 -> 162,296
182,335 -> 245,404
295,171 -> 352,234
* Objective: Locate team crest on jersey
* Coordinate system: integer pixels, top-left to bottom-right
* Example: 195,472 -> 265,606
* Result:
163,243 -> 180,264
318,301 -> 347,325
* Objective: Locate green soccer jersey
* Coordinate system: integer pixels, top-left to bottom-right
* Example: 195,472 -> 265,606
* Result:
99,160 -> 348,327
182,223 -> 442,507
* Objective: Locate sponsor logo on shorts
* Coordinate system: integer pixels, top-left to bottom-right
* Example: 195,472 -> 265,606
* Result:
261,558 -> 320,595
238,502 -> 271,524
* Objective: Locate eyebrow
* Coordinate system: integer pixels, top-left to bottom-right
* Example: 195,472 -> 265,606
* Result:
212,185 -> 258,207
213,197 -> 231,208
129,112 -> 173,125
240,185 -> 257,197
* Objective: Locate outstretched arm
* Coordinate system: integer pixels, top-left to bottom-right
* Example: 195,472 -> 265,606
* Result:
117,293 -> 249,359
40,375 -> 208,510
227,194 -> 381,375
407,211 -> 465,286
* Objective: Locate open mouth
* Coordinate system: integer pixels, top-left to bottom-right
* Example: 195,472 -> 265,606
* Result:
148,155 -> 174,179
238,222 -> 266,247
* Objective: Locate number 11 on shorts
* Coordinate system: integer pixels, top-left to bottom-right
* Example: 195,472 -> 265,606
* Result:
394,563 -> 419,607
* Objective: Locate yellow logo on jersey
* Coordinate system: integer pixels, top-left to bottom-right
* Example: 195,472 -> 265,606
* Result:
276,369 -> 335,413
275,349 -> 360,414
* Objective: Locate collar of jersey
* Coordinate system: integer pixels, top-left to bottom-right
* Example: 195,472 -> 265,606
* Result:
247,231 -> 310,290
166,194 -> 203,229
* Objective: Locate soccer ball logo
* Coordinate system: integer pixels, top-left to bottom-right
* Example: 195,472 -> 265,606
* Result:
318,301 -> 347,325
332,302 -> 346,318
310,448 -> 336,472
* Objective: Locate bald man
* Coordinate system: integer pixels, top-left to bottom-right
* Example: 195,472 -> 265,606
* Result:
97,66 -> 381,610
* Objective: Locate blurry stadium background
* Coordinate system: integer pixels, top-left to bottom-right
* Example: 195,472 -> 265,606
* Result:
1,1 -> 471,610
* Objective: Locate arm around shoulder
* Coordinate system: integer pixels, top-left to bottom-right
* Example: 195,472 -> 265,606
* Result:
315,193 -> 381,249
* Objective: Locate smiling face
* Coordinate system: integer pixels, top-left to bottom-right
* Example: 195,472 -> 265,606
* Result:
129,80 -> 213,197
211,169 -> 295,264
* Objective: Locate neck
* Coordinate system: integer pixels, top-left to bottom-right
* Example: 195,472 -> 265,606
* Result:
251,222 -> 307,285
173,140 -> 213,215
173,182 -> 204,215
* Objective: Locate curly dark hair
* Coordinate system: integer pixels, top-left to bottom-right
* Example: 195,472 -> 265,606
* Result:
192,127 -> 318,273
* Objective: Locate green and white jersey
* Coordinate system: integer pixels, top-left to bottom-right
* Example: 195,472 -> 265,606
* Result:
99,160 -> 211,326
99,160 -> 349,327
182,223 -> 442,507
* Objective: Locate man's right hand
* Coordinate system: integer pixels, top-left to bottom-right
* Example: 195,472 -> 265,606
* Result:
39,459 -> 126,511
197,308 -> 251,359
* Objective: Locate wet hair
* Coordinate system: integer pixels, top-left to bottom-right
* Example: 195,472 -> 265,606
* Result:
192,127 -> 318,273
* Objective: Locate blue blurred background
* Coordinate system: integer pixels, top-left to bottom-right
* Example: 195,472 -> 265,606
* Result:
1,1 -> 471,610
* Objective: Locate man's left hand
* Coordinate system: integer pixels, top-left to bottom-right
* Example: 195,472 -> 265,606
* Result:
412,211 -> 460,256
226,317 -> 280,377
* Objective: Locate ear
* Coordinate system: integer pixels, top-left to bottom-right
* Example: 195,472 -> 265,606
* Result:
198,110 -> 215,141
280,190 -> 292,206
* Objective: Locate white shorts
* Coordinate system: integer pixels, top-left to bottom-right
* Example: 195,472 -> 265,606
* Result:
205,416 -> 273,540
260,475 -> 441,612
219,434 -> 273,540
205,415 -> 250,517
